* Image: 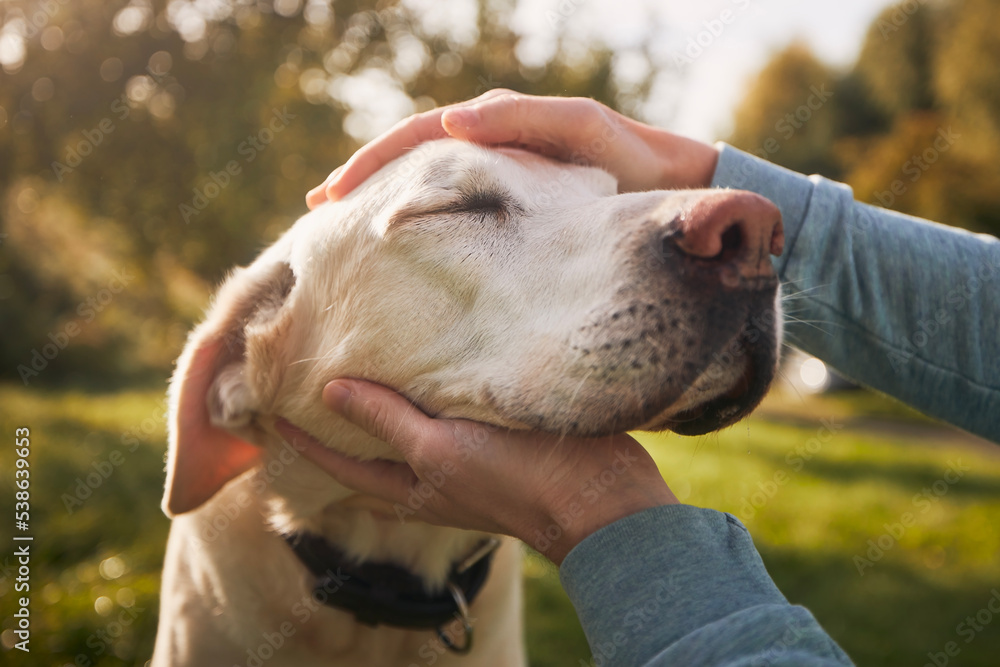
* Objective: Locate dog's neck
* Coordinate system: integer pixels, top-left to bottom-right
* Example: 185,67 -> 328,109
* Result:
244,420 -> 489,590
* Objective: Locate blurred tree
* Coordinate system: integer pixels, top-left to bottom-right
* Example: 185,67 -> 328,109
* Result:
855,1 -> 938,117
934,0 -> 1000,154
728,0 -> 1000,237
727,43 -> 840,179
0,0 -> 667,385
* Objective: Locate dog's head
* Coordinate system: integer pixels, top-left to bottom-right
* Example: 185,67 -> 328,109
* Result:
163,139 -> 783,516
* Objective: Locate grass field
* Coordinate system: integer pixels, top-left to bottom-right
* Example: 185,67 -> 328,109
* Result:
1,382 -> 999,666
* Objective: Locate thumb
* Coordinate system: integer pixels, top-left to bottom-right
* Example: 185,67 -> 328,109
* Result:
322,379 -> 437,458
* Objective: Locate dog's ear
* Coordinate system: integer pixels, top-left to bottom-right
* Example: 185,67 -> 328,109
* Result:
162,260 -> 296,517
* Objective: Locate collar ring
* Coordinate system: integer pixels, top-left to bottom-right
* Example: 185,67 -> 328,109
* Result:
437,581 -> 474,655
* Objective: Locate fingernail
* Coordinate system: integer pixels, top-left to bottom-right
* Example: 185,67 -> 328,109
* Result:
444,107 -> 480,130
323,381 -> 352,411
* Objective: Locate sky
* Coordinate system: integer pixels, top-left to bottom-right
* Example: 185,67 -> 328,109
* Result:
666,0 -> 899,142
0,0 -> 902,145
509,0 -> 900,143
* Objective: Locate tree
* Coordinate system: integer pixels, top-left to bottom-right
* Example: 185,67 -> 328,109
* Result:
0,0 -> 668,384
727,43 -> 840,179
727,0 -> 1000,237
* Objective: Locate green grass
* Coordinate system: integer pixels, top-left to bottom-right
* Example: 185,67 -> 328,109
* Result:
1,384 -> 999,666
0,384 -> 170,664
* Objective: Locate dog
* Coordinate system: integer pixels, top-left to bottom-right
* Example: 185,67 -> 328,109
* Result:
151,138 -> 784,666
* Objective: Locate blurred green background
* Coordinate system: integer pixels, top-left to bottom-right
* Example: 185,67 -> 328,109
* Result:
1,0 -> 999,665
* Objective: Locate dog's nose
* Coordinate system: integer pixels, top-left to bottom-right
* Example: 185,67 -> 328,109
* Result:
667,191 -> 783,283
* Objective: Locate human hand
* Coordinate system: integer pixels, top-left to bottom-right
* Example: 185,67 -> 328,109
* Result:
305,90 -> 720,208
276,379 -> 678,565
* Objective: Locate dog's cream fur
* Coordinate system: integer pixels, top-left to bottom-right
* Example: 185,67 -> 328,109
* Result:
152,140 -> 781,666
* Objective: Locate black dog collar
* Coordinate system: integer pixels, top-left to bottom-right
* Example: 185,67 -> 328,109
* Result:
284,532 -> 499,654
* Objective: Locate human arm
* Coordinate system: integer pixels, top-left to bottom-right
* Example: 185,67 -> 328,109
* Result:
562,505 -> 852,665
279,379 -> 853,665
711,146 -> 1000,443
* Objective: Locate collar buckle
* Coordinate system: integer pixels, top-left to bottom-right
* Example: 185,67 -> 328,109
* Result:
285,532 -> 501,652
436,537 -> 500,655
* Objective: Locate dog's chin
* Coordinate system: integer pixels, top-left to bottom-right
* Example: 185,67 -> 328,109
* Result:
546,333 -> 778,439
645,337 -> 777,436
659,363 -> 767,435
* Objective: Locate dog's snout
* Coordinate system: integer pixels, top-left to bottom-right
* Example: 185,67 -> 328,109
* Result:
667,192 -> 784,283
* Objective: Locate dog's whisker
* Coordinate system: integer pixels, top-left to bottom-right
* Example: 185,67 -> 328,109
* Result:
780,284 -> 833,302
781,315 -> 840,336
288,356 -> 330,366
773,366 -> 809,403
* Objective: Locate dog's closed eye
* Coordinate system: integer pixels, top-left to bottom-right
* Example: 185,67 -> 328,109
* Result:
454,189 -> 517,222
388,188 -> 521,229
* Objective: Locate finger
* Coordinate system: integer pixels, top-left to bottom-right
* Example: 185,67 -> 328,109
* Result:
442,94 -> 609,161
324,110 -> 451,201
275,418 -> 419,504
305,166 -> 342,209
322,89 -> 515,202
322,379 -> 438,459
305,186 -> 325,209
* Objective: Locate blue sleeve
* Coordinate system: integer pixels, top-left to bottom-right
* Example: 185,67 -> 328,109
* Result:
710,143 -> 1000,443
558,149 -> 1000,665
559,505 -> 853,666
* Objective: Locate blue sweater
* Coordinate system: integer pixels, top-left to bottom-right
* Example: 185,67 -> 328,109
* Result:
559,144 -> 1000,666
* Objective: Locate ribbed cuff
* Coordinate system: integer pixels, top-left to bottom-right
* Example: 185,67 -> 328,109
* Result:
710,142 -> 819,279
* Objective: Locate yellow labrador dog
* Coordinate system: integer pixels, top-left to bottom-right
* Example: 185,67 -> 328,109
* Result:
152,139 -> 783,666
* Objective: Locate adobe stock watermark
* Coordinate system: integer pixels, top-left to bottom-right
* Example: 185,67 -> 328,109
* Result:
61,399 -> 167,513
872,127 -> 959,210
578,576 -> 676,667
74,603 -> 145,667
179,106 -> 297,224
737,417 -> 844,521
392,423 -> 497,522
887,251 -> 1000,372
404,609 -> 479,667
238,567 -> 351,667
50,100 -> 131,182
8,0 -> 71,41
672,0 -> 757,69
544,0 -> 585,29
876,0 -> 932,40
50,57 -> 173,182
748,84 -> 834,163
749,618 -> 814,667
701,310 -> 781,386
922,588 -> 1000,667
531,448 -> 638,555
472,73 -> 502,96
195,436 -> 309,544
16,267 -> 136,385
535,114 -> 626,209
853,459 -> 969,576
